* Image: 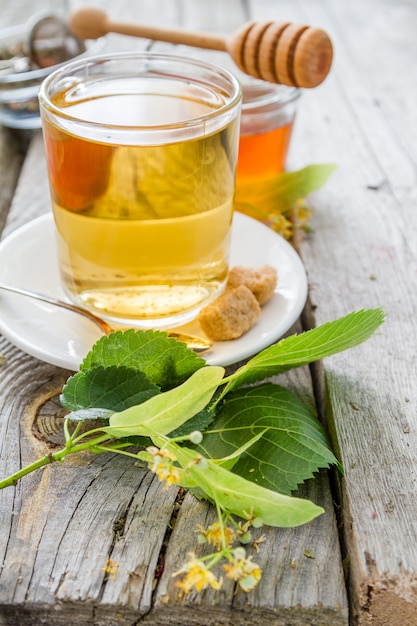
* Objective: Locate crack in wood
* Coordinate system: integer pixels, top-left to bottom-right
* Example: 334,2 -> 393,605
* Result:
152,488 -> 187,591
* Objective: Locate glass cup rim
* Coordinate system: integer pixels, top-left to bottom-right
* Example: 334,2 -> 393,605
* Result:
241,82 -> 301,115
38,50 -> 242,131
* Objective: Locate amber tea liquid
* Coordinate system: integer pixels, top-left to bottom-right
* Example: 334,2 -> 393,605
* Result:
235,83 -> 299,189
40,57 -> 241,328
236,122 -> 294,184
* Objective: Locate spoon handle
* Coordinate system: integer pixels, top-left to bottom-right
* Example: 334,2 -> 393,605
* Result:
0,284 -> 212,353
0,283 -> 112,334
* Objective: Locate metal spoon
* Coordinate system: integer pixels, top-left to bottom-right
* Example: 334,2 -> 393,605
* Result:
0,14 -> 86,76
0,283 -> 212,353
27,13 -> 86,69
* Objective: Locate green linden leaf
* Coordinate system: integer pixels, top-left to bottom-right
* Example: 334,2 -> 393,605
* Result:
53,309 -> 382,525
224,308 -> 385,393
80,328 -> 204,390
234,163 -> 337,219
198,383 -> 340,495
61,365 -> 160,413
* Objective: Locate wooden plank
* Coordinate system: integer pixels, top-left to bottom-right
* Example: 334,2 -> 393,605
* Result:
1,132 -> 50,236
276,0 -> 417,623
0,128 -> 27,236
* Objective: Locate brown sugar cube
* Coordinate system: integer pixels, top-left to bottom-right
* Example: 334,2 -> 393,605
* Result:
198,285 -> 261,341
226,265 -> 277,305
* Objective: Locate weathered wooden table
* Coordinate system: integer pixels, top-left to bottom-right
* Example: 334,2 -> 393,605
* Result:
1,1 -> 416,624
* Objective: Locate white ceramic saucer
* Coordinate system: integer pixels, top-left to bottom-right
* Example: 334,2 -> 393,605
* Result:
0,212 -> 308,369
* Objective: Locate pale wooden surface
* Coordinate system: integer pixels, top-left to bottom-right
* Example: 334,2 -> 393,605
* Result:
0,128 -> 27,234
1,0 -> 417,625
287,1 -> 417,624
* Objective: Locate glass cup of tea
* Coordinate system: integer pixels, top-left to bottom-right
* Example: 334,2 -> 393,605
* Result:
39,52 -> 242,329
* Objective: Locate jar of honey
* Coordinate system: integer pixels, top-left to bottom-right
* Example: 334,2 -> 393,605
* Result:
237,83 -> 301,186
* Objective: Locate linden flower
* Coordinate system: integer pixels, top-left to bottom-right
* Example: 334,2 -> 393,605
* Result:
146,446 -> 182,490
173,554 -> 222,595
293,198 -> 313,229
146,446 -> 176,462
197,521 -> 237,549
264,213 -> 293,240
223,553 -> 262,592
101,558 -> 119,580
154,463 -> 183,489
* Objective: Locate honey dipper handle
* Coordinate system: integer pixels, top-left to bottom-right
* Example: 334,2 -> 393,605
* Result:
69,8 -> 333,88
107,19 -> 228,51
69,7 -> 227,51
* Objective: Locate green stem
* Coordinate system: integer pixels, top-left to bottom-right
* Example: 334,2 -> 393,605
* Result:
210,373 -> 236,407
215,500 -> 228,552
196,549 -> 227,570
91,445 -> 141,459
0,433 -> 112,490
0,454 -> 55,489
63,419 -> 84,446
205,550 -> 226,570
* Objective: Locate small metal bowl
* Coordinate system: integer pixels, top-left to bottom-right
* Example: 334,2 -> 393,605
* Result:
0,19 -> 105,130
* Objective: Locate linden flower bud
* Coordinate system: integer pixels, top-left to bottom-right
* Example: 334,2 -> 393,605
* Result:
252,517 -> 264,528
189,430 -> 203,444
233,547 -> 246,560
239,531 -> 252,544
238,573 -> 260,592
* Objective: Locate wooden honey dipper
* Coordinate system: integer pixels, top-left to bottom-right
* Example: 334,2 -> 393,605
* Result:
68,7 -> 333,88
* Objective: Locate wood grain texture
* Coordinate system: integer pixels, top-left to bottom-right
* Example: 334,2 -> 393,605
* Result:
274,0 -> 417,622
1,132 -> 49,236
0,128 -> 27,236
